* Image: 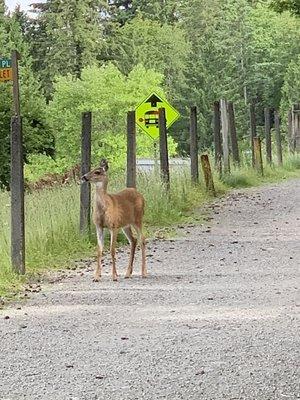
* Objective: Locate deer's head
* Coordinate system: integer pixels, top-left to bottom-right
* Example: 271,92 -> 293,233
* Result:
81,159 -> 109,186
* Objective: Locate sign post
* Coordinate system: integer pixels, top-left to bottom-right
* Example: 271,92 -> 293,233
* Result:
135,92 -> 179,187
158,108 -> 170,190
3,50 -> 26,274
126,111 -> 136,188
11,51 -> 21,115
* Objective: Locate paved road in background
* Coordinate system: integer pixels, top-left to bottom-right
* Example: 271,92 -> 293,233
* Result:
1,179 -> 299,400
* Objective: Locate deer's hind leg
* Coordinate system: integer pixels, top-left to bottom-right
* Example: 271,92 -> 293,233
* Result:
133,224 -> 147,278
123,226 -> 137,278
94,226 -> 104,282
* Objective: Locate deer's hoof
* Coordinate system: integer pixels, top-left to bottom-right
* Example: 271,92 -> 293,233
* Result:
93,277 -> 100,282
142,274 -> 147,279
113,277 -> 118,282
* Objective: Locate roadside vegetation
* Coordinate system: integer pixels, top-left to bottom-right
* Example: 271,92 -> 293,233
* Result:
1,153 -> 299,299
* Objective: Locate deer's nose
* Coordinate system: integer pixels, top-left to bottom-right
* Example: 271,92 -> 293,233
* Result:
81,175 -> 88,183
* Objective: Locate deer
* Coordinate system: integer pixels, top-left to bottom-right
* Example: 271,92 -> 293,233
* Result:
81,159 -> 147,282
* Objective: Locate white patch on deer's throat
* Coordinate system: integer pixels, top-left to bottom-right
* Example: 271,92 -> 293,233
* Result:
96,182 -> 104,189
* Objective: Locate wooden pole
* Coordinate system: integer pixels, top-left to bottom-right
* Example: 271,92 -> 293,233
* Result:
274,111 -> 283,166
293,103 -> 300,153
249,103 -> 256,168
213,101 -> 222,175
80,112 -> 92,234
158,108 -> 170,189
190,106 -> 199,183
200,154 -> 216,196
220,99 -> 230,173
126,111 -> 136,188
227,101 -> 240,165
10,50 -> 25,274
253,137 -> 263,176
10,116 -> 25,274
11,50 -> 21,116
264,107 -> 272,165
288,109 -> 294,153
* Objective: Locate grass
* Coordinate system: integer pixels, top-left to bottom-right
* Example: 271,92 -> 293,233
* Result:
0,153 -> 300,299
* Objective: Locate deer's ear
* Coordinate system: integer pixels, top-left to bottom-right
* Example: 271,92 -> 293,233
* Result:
99,159 -> 109,172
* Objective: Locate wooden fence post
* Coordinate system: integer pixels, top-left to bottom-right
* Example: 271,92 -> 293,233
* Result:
288,109 -> 294,153
80,112 -> 92,234
293,103 -> 300,153
227,101 -> 240,165
220,99 -> 230,173
200,154 -> 216,196
190,106 -> 199,183
213,101 -> 222,176
10,116 -> 25,274
126,110 -> 136,188
253,137 -> 263,176
249,103 -> 256,168
264,107 -> 272,165
159,108 -> 170,189
274,111 -> 283,166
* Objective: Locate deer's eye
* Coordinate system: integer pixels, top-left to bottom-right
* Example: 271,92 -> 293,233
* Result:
94,170 -> 101,175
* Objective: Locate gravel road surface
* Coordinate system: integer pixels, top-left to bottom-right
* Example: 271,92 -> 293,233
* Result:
1,179 -> 299,400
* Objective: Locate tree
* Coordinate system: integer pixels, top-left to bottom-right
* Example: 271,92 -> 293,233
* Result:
270,0 -> 300,16
24,0 -> 106,98
108,0 -> 180,25
246,4 -> 300,115
43,63 -> 177,178
0,6 -> 52,188
109,16 -> 189,150
180,0 -> 300,149
280,55 -> 300,116
179,0 -> 253,149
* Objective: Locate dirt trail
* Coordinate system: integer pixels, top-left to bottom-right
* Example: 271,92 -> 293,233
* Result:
1,179 -> 299,400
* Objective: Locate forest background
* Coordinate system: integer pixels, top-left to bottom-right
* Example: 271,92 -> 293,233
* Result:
0,0 -> 300,188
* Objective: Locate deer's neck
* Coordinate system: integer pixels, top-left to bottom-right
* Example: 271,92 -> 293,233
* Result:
95,180 -> 109,211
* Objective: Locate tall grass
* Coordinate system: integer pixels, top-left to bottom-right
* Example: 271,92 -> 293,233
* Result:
0,169 -> 208,297
0,154 -> 299,298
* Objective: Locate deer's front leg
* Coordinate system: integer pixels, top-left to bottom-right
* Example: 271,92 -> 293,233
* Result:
110,229 -> 119,281
94,226 -> 104,282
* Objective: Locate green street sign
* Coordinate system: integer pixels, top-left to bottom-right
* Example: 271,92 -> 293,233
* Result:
135,92 -> 180,140
0,58 -> 12,68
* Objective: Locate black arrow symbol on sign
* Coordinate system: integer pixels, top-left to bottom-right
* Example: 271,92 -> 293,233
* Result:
146,94 -> 163,108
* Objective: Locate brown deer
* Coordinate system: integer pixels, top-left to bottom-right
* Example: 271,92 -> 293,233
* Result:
81,159 -> 147,281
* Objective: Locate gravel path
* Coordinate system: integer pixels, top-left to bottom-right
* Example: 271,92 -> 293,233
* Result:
1,179 -> 299,400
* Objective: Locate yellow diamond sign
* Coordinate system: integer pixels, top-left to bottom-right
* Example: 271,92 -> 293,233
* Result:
135,92 -> 180,140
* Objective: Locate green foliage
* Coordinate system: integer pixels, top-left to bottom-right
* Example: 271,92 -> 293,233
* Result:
247,4 -> 300,112
41,63 -> 177,178
108,0 -> 179,25
0,7 -> 53,188
23,0 -> 107,97
270,0 -> 300,16
112,17 -> 189,88
280,54 -> 300,114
